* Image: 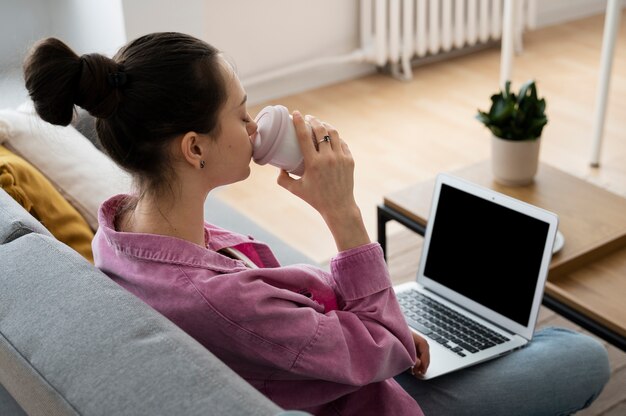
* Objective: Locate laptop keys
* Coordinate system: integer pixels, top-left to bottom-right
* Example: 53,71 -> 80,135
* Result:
405,317 -> 432,336
397,290 -> 511,357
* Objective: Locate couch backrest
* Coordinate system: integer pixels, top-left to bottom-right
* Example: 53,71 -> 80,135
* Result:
0,189 -> 285,416
0,188 -> 51,243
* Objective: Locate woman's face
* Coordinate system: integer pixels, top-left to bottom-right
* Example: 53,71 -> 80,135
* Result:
205,60 -> 258,187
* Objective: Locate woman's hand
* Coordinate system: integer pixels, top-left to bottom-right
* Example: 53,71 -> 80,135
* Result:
277,111 -> 370,252
410,331 -> 431,377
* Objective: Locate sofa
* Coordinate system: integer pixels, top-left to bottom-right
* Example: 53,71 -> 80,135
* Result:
0,104 -> 315,415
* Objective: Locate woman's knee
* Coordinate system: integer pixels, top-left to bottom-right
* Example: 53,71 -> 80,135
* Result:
535,327 -> 610,400
396,327 -> 611,416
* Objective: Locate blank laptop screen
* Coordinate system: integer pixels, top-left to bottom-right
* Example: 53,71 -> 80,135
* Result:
423,184 -> 550,326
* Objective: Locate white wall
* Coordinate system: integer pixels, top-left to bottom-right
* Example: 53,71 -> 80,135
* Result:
122,0 -> 372,105
0,0 -> 125,67
0,0 -> 53,70
49,0 -> 126,57
535,0 -> 608,28
0,0 -> 126,108
121,0 -> 206,43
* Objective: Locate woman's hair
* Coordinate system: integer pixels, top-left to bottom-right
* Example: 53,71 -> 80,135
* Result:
23,32 -> 227,194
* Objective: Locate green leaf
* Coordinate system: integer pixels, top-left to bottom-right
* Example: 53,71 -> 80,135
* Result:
489,126 -> 504,138
534,98 -> 546,118
503,80 -> 511,99
476,111 -> 491,125
517,80 -> 534,104
476,80 -> 548,141
491,99 -> 514,123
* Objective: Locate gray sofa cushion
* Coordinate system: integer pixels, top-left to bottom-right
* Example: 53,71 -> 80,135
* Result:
0,233 -> 283,416
0,385 -> 25,416
72,109 -> 103,151
0,189 -> 51,243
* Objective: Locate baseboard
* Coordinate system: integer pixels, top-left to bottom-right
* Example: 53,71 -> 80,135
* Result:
244,61 -> 375,107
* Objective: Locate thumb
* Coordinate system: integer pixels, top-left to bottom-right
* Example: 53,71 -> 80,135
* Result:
277,169 -> 297,191
411,359 -> 421,375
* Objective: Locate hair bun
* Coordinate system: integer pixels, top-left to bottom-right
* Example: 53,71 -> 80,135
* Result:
76,54 -> 123,119
23,38 -> 123,126
107,71 -> 127,88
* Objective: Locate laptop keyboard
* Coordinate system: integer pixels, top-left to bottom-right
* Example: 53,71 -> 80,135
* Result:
397,289 -> 510,357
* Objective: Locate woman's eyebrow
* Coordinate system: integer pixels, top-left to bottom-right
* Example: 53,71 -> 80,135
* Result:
239,95 -> 247,106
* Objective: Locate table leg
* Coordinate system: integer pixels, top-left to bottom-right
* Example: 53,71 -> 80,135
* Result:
590,0 -> 623,167
377,205 -> 390,260
377,204 -> 427,261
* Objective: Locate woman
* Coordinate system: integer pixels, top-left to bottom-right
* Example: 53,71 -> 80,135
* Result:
23,32 -> 609,416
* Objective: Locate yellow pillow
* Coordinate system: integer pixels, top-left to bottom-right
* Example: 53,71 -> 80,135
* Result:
0,145 -> 94,263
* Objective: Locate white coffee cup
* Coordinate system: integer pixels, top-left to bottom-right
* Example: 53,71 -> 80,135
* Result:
252,105 -> 311,176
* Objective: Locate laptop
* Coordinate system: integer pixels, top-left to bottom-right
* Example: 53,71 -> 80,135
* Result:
393,173 -> 559,379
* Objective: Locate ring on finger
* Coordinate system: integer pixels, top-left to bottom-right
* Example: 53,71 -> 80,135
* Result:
318,135 -> 331,144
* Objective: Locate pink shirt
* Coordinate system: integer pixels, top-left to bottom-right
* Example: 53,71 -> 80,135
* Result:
93,195 -> 423,416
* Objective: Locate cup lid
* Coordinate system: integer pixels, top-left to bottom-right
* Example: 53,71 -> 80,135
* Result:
253,105 -> 290,165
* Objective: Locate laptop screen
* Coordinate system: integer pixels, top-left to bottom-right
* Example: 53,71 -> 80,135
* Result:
423,183 -> 550,326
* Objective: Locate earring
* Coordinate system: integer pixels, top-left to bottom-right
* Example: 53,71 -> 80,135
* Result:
200,160 -> 205,169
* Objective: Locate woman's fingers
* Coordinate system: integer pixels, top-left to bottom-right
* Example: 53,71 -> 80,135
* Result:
293,114 -> 343,157
412,331 -> 431,376
305,115 -> 333,152
322,122 -> 342,154
276,169 -> 296,192
284,112 -> 367,251
292,111 -> 316,159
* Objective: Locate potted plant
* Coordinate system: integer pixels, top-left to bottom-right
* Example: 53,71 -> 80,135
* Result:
476,80 -> 548,186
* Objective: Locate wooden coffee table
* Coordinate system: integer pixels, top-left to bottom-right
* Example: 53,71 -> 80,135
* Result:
378,160 -> 626,350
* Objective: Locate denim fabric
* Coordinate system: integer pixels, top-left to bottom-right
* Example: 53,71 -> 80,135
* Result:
396,327 -> 610,416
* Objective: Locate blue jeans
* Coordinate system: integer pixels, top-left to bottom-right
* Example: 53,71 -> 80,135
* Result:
395,327 -> 610,416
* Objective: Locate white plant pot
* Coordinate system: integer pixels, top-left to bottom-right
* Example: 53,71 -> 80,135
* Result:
491,135 -> 541,186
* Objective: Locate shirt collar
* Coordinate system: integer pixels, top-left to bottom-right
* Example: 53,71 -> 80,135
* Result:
98,194 -> 266,272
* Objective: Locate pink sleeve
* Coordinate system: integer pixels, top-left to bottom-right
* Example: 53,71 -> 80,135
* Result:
291,243 -> 417,384
206,243 -> 417,386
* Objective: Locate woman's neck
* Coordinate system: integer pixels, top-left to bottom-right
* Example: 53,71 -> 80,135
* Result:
118,191 -> 207,248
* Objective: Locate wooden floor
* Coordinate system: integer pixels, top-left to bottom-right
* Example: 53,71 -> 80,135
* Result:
215,12 -> 626,415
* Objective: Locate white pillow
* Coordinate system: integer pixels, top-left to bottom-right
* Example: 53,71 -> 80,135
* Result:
0,102 -> 131,230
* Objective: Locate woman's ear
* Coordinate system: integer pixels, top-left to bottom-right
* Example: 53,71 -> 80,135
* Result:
179,131 -> 206,169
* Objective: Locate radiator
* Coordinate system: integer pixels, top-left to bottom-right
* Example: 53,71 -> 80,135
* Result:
360,0 -> 537,79
242,0 -> 537,87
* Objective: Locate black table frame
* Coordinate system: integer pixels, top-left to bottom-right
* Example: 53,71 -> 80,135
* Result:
377,203 -> 626,352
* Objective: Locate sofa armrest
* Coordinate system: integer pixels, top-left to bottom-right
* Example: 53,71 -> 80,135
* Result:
0,384 -> 25,416
0,189 -> 51,243
0,233 -> 284,416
